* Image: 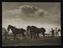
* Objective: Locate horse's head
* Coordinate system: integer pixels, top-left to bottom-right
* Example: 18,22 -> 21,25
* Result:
27,26 -> 31,31
40,27 -> 46,32
7,25 -> 14,32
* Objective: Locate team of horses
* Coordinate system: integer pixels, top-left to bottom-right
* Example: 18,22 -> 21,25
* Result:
27,26 -> 46,39
2,25 -> 61,40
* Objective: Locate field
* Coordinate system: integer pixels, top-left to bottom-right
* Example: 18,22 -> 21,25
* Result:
2,36 -> 61,46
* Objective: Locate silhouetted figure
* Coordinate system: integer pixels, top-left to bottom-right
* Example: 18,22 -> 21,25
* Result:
2,27 -> 8,40
55,27 -> 61,36
7,25 -> 26,40
55,27 -> 58,36
58,28 -> 61,36
51,28 -> 54,37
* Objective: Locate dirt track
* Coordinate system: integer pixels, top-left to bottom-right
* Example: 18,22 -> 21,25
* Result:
2,36 -> 61,46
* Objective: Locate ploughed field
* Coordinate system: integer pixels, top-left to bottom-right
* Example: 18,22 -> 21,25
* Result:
2,35 -> 61,46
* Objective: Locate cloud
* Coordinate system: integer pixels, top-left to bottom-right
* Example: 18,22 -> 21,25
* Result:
2,5 -> 60,24
19,5 -> 38,14
3,5 -> 47,17
19,5 -> 47,17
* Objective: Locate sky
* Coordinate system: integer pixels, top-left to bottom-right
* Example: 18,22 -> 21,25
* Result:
2,2 -> 61,34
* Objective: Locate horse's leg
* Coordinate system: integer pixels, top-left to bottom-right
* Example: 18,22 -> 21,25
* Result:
56,32 -> 58,36
32,32 -> 35,39
27,31 -> 29,36
22,33 -> 24,37
41,32 -> 44,38
36,32 -> 39,39
42,32 -> 45,37
30,32 -> 32,39
5,32 -> 7,40
35,33 -> 37,39
22,32 -> 25,39
33,32 -> 35,39
14,34 -> 16,40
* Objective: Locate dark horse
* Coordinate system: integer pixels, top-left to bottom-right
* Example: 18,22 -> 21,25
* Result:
27,26 -> 46,39
7,25 -> 26,40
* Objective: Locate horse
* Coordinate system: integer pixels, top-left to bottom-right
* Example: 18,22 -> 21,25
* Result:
27,26 -> 46,39
39,28 -> 46,36
7,25 -> 26,40
30,26 -> 38,39
26,26 -> 34,38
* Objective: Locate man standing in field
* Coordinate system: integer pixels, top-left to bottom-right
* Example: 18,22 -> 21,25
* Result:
54,27 -> 59,36
51,28 -> 55,37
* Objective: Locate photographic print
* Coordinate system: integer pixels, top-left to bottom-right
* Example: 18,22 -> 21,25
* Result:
2,2 -> 61,46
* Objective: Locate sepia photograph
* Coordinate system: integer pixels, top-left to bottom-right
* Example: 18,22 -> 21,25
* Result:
2,2 -> 61,46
